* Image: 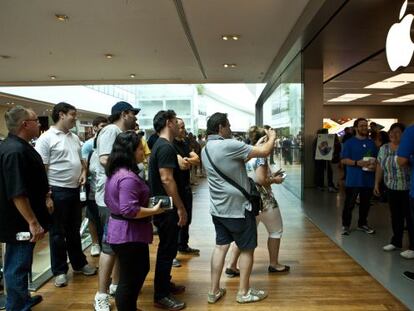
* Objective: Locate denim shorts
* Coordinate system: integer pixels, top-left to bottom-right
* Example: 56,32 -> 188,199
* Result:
98,205 -> 114,255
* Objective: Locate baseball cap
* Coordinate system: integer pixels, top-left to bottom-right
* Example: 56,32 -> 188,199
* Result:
111,101 -> 140,115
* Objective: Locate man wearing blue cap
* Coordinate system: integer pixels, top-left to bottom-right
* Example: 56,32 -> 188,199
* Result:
93,101 -> 140,311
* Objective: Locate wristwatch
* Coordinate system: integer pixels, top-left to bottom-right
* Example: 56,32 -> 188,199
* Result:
354,160 -> 358,167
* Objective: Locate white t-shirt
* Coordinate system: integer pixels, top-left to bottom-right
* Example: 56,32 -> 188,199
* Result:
95,124 -> 122,206
35,127 -> 82,188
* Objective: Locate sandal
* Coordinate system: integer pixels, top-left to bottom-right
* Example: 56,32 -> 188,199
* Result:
225,268 -> 240,278
268,265 -> 290,273
236,288 -> 268,303
207,288 -> 226,304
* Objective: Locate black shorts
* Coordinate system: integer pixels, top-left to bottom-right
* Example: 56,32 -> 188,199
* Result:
98,205 -> 115,255
212,209 -> 257,250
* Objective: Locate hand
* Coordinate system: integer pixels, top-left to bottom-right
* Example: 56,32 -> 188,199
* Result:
272,169 -> 285,177
46,197 -> 54,214
267,129 -> 277,140
357,160 -> 370,168
152,201 -> 165,215
178,155 -> 191,170
256,135 -> 268,146
29,222 -> 45,242
272,176 -> 285,184
373,185 -> 381,197
78,173 -> 87,186
177,207 -> 188,227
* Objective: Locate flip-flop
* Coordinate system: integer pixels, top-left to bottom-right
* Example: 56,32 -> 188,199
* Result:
268,265 -> 290,273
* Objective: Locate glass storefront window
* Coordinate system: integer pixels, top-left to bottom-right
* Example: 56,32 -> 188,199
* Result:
262,54 -> 303,198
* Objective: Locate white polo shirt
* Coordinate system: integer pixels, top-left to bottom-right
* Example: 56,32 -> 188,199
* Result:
35,126 -> 82,188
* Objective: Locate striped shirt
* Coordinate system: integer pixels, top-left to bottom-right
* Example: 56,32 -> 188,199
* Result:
378,143 -> 410,190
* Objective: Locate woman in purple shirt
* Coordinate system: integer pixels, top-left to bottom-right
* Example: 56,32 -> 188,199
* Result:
104,131 -> 163,311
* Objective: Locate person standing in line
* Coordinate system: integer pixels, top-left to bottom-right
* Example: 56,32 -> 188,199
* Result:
397,124 -> 414,280
202,112 -> 276,304
35,102 -> 97,288
148,110 -> 188,311
82,116 -> 108,257
104,131 -> 164,311
93,101 -> 140,311
173,118 -> 200,267
340,118 -> 377,236
0,106 -> 52,311
374,123 -> 413,258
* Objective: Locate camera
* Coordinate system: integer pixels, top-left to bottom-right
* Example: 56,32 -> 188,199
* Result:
149,196 -> 173,210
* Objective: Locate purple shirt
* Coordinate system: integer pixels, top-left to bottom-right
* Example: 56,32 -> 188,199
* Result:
104,168 -> 153,244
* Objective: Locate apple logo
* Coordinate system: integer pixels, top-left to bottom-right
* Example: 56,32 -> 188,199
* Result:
386,0 -> 414,71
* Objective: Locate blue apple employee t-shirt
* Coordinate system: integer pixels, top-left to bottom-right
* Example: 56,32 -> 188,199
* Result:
341,137 -> 377,188
397,125 -> 414,197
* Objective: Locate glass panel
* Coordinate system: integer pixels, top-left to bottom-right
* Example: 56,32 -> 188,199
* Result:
166,99 -> 191,116
138,100 -> 163,118
262,54 -> 303,198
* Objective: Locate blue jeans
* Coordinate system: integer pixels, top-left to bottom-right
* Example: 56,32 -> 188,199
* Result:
50,186 -> 87,275
4,242 -> 35,311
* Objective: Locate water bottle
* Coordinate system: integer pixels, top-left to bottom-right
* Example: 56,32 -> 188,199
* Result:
80,185 -> 87,202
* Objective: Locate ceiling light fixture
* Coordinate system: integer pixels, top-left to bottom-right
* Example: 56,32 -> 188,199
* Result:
328,93 -> 371,102
223,64 -> 229,68
105,54 -> 113,59
55,14 -> 69,22
130,73 -> 136,78
364,81 -> 409,89
223,63 -> 237,68
221,35 -> 240,41
49,75 -> 56,80
382,94 -> 414,102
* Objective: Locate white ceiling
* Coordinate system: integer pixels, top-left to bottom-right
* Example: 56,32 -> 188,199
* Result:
0,0 -> 310,85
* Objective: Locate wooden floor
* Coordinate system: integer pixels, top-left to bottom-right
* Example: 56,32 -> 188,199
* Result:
33,178 -> 407,311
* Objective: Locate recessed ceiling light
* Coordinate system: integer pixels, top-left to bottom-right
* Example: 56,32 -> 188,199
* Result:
386,73 -> 414,82
230,64 -> 237,68
130,73 -> 136,78
105,54 -> 113,59
55,14 -> 69,22
382,94 -> 414,102
223,64 -> 229,68
221,34 -> 240,41
223,63 -> 237,68
49,75 -> 56,80
364,81 -> 409,89
328,93 -> 371,102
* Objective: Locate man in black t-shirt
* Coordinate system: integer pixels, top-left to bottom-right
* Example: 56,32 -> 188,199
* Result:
173,119 -> 200,257
0,106 -> 52,310
148,110 -> 187,311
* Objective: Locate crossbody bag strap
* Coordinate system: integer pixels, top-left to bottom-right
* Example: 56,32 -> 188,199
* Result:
204,144 -> 250,200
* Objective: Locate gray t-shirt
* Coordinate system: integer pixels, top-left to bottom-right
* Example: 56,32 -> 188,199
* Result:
95,124 -> 122,206
201,135 -> 253,218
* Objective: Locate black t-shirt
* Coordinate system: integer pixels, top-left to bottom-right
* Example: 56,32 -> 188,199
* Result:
173,139 -> 191,189
148,137 -> 183,198
0,134 -> 51,242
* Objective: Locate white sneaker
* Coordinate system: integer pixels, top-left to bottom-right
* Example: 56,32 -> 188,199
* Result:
91,244 -> 101,257
383,244 -> 398,251
94,292 -> 111,311
109,283 -> 117,296
54,273 -> 68,287
73,264 -> 97,276
400,250 -> 414,259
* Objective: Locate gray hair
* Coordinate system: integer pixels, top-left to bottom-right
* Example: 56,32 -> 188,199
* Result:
4,105 -> 32,134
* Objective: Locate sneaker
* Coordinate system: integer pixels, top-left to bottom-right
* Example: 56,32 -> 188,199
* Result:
403,271 -> 414,281
154,295 -> 185,310
383,244 -> 399,251
178,246 -> 200,255
236,288 -> 268,304
74,264 -> 97,276
94,292 -> 111,311
400,250 -> 414,259
328,187 -> 338,193
357,225 -> 375,234
172,258 -> 181,268
54,274 -> 68,287
207,288 -> 226,304
109,283 -> 118,296
225,268 -> 240,278
91,243 -> 101,257
341,226 -> 350,236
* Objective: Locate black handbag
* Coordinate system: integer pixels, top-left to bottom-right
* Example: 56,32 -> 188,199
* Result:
205,145 -> 262,216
